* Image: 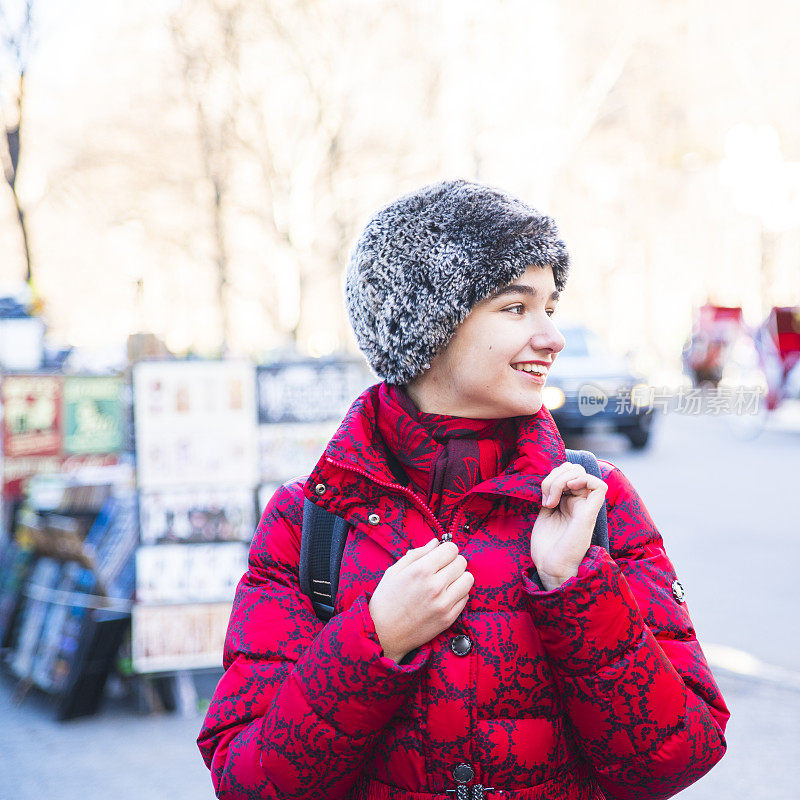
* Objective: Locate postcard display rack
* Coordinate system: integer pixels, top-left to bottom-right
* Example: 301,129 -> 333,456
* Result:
255,358 -> 373,510
0,372 -> 137,719
0,358 -> 373,717
131,360 -> 259,689
130,358 -> 374,708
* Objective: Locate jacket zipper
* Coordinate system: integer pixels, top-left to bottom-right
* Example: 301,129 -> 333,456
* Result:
448,502 -> 470,543
325,457 -> 448,541
328,455 -> 474,779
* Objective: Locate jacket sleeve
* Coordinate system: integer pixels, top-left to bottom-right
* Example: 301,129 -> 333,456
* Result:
522,463 -> 729,800
197,481 -> 430,800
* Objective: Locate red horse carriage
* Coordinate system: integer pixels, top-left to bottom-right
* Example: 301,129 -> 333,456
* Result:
683,303 -> 800,434
682,304 -> 748,388
753,306 -> 800,410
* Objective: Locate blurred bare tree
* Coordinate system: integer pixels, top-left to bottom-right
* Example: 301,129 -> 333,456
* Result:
5,0 -> 796,363
0,0 -> 36,286
169,1 -> 242,355
168,0 -> 445,354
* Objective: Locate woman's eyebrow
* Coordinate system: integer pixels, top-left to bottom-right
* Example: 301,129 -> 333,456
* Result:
491,284 -> 560,301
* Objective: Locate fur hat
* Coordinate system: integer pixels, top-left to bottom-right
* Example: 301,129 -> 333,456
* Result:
345,179 -> 569,385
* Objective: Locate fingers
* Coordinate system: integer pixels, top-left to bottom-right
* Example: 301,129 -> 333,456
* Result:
375,540 -> 471,653
540,462 -> 576,500
565,474 -> 606,490
414,540 -> 461,573
541,464 -> 607,507
391,538 -> 439,570
432,552 -> 468,593
445,592 -> 471,625
444,570 -> 474,606
563,474 -> 607,507
394,540 -> 471,605
541,463 -> 584,507
389,539 -> 458,575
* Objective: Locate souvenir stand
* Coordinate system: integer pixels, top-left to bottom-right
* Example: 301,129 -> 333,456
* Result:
130,359 -> 259,713
129,356 -> 371,713
0,352 -> 373,719
0,371 -> 135,719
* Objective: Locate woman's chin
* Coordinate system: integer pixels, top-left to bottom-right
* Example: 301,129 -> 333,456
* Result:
499,393 -> 543,418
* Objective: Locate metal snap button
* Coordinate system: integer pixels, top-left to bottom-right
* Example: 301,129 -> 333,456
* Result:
450,635 -> 472,656
672,579 -> 685,603
452,763 -> 474,784
367,513 -> 380,526
314,483 -> 326,496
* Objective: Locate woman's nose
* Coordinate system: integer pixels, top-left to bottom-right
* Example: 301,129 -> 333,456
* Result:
530,317 -> 565,356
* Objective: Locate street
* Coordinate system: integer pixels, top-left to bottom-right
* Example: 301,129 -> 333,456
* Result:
3,407 -> 799,800
574,403 -> 800,799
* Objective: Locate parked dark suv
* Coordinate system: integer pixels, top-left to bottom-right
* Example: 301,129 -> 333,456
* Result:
544,325 -> 654,450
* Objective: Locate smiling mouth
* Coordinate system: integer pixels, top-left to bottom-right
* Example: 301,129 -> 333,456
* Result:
511,363 -> 549,377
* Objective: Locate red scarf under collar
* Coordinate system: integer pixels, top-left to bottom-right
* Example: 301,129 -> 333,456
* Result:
376,383 -> 519,530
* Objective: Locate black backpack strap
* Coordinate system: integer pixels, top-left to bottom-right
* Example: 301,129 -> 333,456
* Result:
564,449 -> 610,553
299,432 -> 404,625
299,498 -> 351,622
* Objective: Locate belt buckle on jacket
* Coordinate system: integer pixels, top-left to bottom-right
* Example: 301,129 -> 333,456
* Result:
446,785 -> 497,800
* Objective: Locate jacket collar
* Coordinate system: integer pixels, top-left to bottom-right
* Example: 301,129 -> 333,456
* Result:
304,383 -> 567,509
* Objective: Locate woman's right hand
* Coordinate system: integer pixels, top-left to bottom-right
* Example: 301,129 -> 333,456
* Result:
368,538 -> 473,663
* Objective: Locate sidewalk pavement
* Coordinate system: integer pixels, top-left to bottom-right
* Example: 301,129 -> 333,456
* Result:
2,670 -> 217,800
4,668 -> 800,800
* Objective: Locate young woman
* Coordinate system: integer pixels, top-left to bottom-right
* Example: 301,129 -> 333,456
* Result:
198,180 -> 729,800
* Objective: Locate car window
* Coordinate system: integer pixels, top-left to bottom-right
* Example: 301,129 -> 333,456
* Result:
561,329 -> 588,356
560,328 -> 607,358
561,328 -> 608,358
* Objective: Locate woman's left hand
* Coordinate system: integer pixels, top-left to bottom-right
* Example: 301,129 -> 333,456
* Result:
530,462 -> 608,591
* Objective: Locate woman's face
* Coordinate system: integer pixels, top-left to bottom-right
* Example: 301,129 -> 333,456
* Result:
406,265 -> 565,418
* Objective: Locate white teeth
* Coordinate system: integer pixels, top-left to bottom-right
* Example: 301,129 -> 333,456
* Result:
513,363 -> 547,375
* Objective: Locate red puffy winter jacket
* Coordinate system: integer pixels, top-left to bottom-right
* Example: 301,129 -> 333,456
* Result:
198,384 -> 729,800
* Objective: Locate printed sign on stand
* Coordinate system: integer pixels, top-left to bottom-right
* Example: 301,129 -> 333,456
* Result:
138,487 -> 256,545
1,371 -> 124,499
2,453 -> 122,501
256,359 -> 371,424
131,360 -> 260,673
258,421 -> 338,483
132,602 -> 233,673
0,374 -> 63,458
133,361 -> 258,491
135,543 -> 248,605
2,455 -> 62,499
63,376 -> 124,454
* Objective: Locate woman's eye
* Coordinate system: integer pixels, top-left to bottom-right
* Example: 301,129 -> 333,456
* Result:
546,309 -> 556,317
505,304 -> 525,315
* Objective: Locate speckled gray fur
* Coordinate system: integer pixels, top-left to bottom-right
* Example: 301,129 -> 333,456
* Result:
345,179 -> 570,386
